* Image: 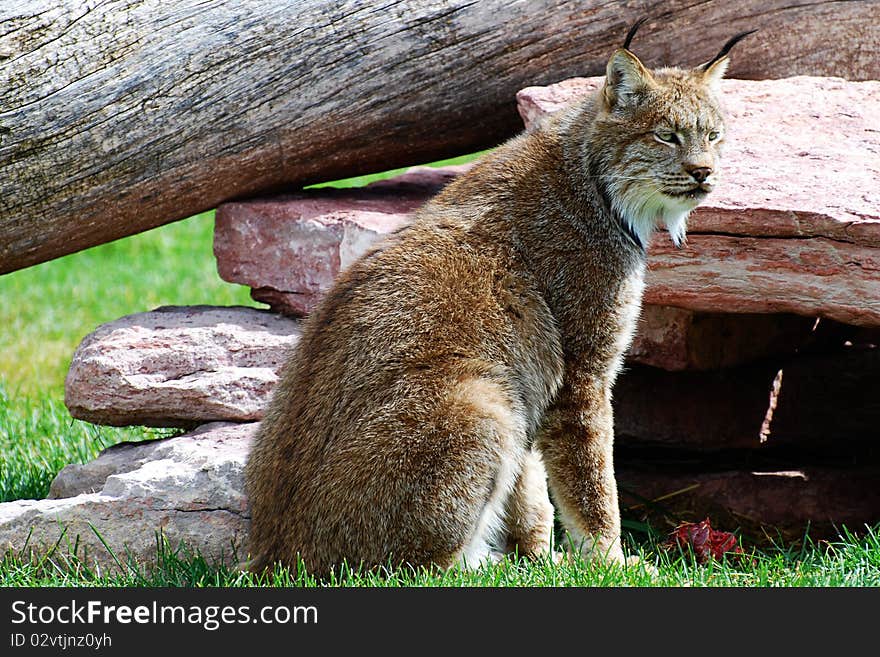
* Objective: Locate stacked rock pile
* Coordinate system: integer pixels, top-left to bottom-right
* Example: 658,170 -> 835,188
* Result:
1,75 -> 878,568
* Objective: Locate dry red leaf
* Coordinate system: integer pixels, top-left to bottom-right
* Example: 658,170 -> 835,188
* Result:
664,518 -> 746,564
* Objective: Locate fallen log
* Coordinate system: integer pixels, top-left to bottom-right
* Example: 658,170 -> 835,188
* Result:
2,0 -> 878,273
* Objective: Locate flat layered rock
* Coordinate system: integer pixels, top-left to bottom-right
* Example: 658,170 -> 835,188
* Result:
65,306 -> 300,427
215,166 -> 467,316
62,305 -> 824,430
518,76 -> 880,326
0,422 -> 256,570
65,304 -> 876,448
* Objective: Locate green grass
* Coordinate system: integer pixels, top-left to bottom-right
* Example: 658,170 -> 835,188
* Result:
0,211 -> 253,398
1,526 -> 878,587
1,155 -> 878,586
304,152 -> 487,190
0,385 -> 169,503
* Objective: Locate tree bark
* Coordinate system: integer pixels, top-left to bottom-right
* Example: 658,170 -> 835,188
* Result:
1,0 -> 877,273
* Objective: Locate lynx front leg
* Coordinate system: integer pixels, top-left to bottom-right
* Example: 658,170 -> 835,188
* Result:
536,383 -> 624,564
503,448 -> 555,559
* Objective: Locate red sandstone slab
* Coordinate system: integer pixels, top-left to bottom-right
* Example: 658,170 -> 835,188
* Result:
518,76 -> 880,326
215,166 -> 467,316
644,235 -> 880,326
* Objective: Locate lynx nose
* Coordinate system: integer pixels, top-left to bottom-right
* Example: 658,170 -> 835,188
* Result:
686,166 -> 712,183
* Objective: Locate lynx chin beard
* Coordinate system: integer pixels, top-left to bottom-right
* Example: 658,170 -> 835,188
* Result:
609,178 -> 714,250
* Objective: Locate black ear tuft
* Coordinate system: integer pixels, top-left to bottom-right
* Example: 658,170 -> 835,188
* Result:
701,29 -> 757,70
622,17 -> 650,51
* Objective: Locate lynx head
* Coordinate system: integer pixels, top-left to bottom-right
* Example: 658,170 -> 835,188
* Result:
592,21 -> 755,249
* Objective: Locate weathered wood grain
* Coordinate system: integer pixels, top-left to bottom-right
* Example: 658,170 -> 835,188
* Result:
2,0 -> 877,273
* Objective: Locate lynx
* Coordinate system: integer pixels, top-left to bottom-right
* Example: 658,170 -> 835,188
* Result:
245,22 -> 752,575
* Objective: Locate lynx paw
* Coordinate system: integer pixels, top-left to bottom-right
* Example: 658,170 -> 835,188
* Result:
549,543 -> 658,576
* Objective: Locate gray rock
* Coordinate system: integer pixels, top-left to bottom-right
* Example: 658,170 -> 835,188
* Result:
0,422 -> 257,571
64,305 -> 300,427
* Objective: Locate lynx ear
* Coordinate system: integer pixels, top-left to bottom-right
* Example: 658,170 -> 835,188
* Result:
700,29 -> 757,91
702,56 -> 730,91
603,48 -> 655,110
